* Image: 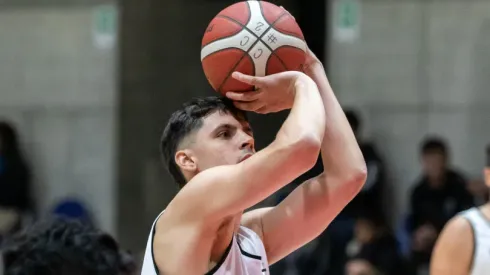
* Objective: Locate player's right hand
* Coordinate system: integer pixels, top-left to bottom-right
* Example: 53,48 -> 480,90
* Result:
225,71 -> 310,114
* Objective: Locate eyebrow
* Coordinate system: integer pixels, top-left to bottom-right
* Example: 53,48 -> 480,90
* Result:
211,124 -> 236,136
211,123 -> 253,136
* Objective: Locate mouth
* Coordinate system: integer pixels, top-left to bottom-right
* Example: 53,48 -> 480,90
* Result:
239,153 -> 253,163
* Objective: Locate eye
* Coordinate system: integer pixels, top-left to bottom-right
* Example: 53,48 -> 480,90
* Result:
217,130 -> 230,138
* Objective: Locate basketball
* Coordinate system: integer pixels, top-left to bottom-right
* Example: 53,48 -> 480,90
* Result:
201,1 -> 307,94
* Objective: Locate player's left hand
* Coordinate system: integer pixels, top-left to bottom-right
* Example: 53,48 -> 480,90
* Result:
225,71 -> 305,114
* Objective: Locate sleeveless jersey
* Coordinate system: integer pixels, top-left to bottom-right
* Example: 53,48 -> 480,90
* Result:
461,207 -> 490,275
141,212 -> 270,275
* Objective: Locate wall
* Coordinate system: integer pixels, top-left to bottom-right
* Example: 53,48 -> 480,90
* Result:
0,5 -> 118,233
329,0 -> 490,219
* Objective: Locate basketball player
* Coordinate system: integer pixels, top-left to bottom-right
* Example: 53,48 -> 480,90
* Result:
430,145 -> 490,275
141,47 -> 367,274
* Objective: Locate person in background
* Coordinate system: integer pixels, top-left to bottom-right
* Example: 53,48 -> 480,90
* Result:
346,252 -> 382,275
345,208 -> 402,275
1,217 -> 136,275
408,137 -> 473,272
0,121 -> 34,243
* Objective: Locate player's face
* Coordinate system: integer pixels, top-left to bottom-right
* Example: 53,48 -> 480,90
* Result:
422,152 -> 446,181
354,219 -> 376,244
345,259 -> 376,275
192,111 -> 255,170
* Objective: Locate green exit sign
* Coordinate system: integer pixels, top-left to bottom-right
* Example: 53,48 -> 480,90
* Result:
333,0 -> 361,43
338,0 -> 359,28
93,5 -> 118,49
94,5 -> 117,35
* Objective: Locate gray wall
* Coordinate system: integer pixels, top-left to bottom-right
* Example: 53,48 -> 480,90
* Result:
329,0 -> 490,219
0,5 -> 118,233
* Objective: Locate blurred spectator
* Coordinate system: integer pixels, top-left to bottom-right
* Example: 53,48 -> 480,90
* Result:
408,137 -> 473,272
0,122 -> 34,242
1,217 -> 136,275
466,178 -> 489,206
345,208 -> 402,275
346,257 -> 379,275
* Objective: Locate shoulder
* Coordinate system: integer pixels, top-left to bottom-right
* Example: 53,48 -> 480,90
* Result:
440,215 -> 474,240
149,208 -> 214,275
431,215 -> 474,273
433,214 -> 474,256
447,169 -> 468,185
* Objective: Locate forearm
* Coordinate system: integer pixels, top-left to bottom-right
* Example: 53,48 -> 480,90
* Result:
306,63 -> 366,182
275,74 -> 326,146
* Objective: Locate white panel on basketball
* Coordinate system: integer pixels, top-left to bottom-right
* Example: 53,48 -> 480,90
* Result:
201,29 -> 258,61
245,1 -> 271,37
262,28 -> 306,51
248,41 -> 272,77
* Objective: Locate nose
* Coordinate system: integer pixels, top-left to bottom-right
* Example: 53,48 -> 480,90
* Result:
239,132 -> 254,151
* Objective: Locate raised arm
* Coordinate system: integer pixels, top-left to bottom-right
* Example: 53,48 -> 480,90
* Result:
241,49 -> 367,264
166,71 -> 326,224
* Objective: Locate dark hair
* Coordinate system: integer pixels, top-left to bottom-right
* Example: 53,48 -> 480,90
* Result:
421,137 -> 448,157
160,96 -> 247,188
356,207 -> 386,229
1,217 -> 136,275
0,121 -> 33,212
0,121 -> 20,156
345,110 -> 360,134
0,121 -> 27,163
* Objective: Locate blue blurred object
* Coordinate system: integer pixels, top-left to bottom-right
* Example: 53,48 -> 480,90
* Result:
51,198 -> 93,225
395,213 -> 414,258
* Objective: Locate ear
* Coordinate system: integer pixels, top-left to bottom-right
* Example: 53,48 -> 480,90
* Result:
175,149 -> 197,174
485,168 -> 490,188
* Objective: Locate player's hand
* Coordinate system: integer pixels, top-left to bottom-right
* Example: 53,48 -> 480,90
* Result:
226,71 -> 307,114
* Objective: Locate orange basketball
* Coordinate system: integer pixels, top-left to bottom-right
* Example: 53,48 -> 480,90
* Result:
201,1 -> 306,94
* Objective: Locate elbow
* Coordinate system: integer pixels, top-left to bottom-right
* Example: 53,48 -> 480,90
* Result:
290,134 -> 322,171
354,166 -> 368,187
328,164 -> 367,199
346,165 -> 368,197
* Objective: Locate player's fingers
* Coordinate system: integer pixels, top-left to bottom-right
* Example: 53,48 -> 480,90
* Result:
233,100 -> 264,112
225,90 -> 263,102
231,72 -> 265,87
